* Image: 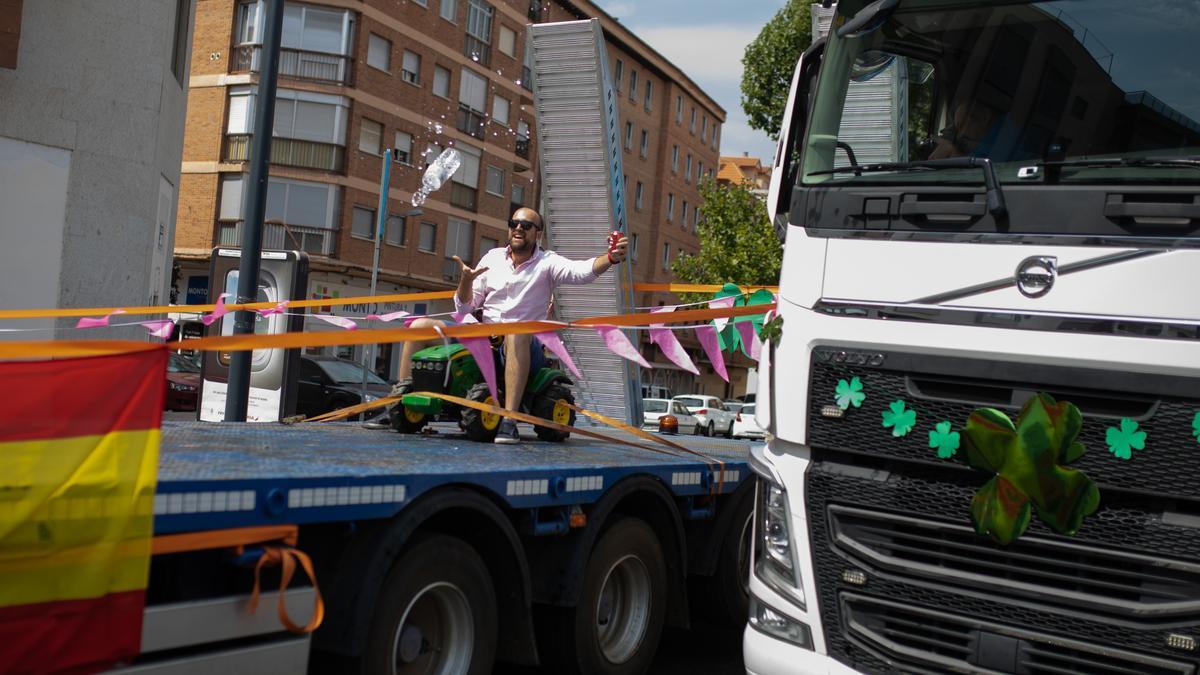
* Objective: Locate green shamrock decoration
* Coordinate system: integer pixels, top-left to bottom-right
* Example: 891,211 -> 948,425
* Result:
834,377 -> 866,410
1105,418 -> 1146,460
881,400 -> 916,437
759,314 -> 784,343
962,393 -> 1100,545
929,421 -> 960,458
1192,412 -> 1200,444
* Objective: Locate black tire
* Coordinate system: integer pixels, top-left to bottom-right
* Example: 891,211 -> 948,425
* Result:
362,535 -> 497,675
531,382 -> 575,442
692,421 -> 702,436
699,493 -> 754,627
725,422 -> 735,439
705,421 -> 714,437
461,383 -> 501,443
387,380 -> 427,434
539,518 -> 667,675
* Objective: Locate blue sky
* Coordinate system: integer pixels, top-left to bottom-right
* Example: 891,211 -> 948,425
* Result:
592,0 -> 788,164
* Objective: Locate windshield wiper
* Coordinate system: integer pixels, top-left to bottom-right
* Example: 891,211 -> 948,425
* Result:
1038,156 -> 1200,170
809,157 -> 1007,219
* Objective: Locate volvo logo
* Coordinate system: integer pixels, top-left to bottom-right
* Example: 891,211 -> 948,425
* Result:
1015,256 -> 1058,298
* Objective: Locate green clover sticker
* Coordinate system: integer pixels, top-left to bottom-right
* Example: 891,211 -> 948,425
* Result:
834,377 -> 865,410
881,400 -> 916,437
1106,418 -> 1146,460
1192,412 -> 1200,444
929,421 -> 960,459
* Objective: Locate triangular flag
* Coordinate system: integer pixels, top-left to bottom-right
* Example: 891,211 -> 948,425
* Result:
257,301 -> 289,316
736,320 -> 762,360
596,326 -> 652,369
139,319 -> 174,339
311,314 -> 358,330
649,307 -> 698,374
695,325 -> 728,382
75,309 -> 127,329
366,310 -> 410,322
200,293 -> 231,326
535,331 -> 581,378
458,337 -> 498,404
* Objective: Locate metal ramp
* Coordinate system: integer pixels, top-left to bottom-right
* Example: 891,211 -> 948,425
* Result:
527,19 -> 641,427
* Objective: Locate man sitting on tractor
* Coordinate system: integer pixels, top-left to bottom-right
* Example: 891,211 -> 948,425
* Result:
398,207 -> 629,444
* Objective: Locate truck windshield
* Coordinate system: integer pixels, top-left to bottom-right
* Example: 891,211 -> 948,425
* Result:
803,0 -> 1200,187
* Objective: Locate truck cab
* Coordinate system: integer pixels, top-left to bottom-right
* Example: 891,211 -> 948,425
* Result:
747,1 -> 1200,673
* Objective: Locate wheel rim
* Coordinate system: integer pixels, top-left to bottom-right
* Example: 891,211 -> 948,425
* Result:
391,582 -> 474,675
551,398 -> 571,425
404,407 -> 425,424
480,396 -> 500,430
594,554 -> 652,664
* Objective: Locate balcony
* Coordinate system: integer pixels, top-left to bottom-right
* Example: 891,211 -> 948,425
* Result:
521,65 -> 532,91
515,138 -> 530,159
219,222 -> 336,256
224,134 -> 345,172
230,44 -> 352,85
450,183 -> 477,211
457,105 -> 486,140
464,34 -> 491,67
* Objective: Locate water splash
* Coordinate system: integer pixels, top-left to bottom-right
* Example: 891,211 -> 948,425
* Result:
410,148 -> 461,207
433,123 -> 444,134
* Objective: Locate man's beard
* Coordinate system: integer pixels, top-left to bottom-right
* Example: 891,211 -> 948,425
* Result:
509,233 -> 535,253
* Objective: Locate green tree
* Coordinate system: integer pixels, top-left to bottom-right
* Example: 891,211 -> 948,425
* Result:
740,1 -> 813,140
672,178 -> 782,289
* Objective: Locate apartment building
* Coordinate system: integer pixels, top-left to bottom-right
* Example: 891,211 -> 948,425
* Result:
174,0 -> 724,384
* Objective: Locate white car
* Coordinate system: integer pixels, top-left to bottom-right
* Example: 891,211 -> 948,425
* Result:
672,395 -> 737,438
641,398 -> 699,434
730,403 -> 764,440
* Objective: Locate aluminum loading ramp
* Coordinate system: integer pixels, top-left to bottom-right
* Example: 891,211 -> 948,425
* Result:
527,19 -> 642,427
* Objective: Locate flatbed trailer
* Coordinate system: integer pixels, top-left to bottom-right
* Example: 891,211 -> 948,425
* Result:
125,421 -> 755,675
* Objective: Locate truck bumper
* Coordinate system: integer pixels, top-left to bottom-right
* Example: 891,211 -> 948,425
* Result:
744,623 -> 863,675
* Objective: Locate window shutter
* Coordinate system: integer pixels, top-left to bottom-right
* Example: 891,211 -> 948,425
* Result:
227,92 -> 254,134
459,69 -> 487,112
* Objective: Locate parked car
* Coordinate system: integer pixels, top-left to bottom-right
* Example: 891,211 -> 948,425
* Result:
731,403 -> 765,440
296,355 -> 392,420
642,398 -> 699,434
724,401 -> 745,416
641,384 -> 673,400
672,394 -> 737,437
165,352 -> 200,412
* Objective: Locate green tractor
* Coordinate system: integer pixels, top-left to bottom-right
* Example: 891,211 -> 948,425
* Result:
387,342 -> 577,442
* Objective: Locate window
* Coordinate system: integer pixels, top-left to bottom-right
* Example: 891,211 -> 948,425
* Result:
367,33 -> 391,71
419,221 -> 437,252
671,145 -> 679,172
681,201 -> 689,228
614,59 -> 623,91
486,165 -> 504,195
690,107 -> 696,133
440,0 -> 457,22
701,115 -> 707,137
425,143 -> 444,166
711,124 -> 719,149
459,69 -> 487,113
359,118 -> 382,154
667,193 -> 675,221
511,182 -> 525,211
644,80 -> 653,111
629,70 -> 638,101
385,213 -> 406,245
220,175 -> 339,230
481,236 -> 499,252
697,161 -> 703,180
685,153 -> 692,181
351,206 -> 376,240
639,129 -> 648,158
635,181 -> 643,209
675,95 -> 682,124
401,50 -> 420,84
492,96 -> 509,125
394,131 -> 412,164
281,3 -> 349,54
433,65 -> 451,97
413,0 -> 427,6
452,143 -> 481,188
623,122 -> 633,150
498,25 -> 516,58
229,87 -> 350,145
630,233 -> 639,261
661,242 -> 670,270
446,217 -> 473,260
466,0 -> 493,43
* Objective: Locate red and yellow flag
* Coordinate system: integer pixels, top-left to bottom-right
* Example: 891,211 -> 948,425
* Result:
0,347 -> 164,673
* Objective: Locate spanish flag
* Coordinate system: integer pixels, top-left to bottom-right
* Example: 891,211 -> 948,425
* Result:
0,346 -> 164,673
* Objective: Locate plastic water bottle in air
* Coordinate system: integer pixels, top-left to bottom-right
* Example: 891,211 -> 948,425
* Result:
422,148 -> 460,194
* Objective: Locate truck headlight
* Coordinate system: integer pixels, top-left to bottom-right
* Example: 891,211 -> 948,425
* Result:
749,596 -> 813,649
755,476 -> 805,607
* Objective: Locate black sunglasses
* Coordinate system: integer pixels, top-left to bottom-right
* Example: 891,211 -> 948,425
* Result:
507,219 -> 541,231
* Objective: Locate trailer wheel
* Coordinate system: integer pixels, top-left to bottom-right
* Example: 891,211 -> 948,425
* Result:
542,518 -> 667,675
461,383 -> 501,443
363,535 -> 497,675
388,381 -> 427,434
700,492 -> 753,627
532,383 -> 575,442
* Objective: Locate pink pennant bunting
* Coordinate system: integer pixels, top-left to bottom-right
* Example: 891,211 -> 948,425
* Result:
140,319 -> 174,339
535,331 -> 581,378
649,307 -> 698,374
451,311 -> 478,324
75,309 -> 127,329
366,310 -> 410,322
737,320 -> 762,360
695,325 -> 728,382
257,301 -> 289,316
596,325 -> 652,369
200,293 -> 232,327
709,295 -> 736,332
459,337 -> 499,404
311,314 -> 358,330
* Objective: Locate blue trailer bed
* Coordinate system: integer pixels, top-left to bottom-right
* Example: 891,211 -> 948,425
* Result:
153,421 -> 753,534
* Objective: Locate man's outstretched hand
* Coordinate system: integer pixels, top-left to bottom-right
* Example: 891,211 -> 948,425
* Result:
451,255 -> 489,282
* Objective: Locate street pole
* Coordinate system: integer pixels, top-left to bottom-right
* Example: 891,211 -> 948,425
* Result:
225,0 -> 284,422
361,149 -> 393,403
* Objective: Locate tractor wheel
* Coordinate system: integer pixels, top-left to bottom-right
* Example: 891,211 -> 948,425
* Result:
461,383 -> 502,443
387,380 -> 428,434
532,383 -> 575,442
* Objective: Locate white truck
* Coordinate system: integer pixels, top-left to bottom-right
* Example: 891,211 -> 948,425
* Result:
745,1 -> 1200,673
